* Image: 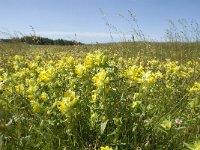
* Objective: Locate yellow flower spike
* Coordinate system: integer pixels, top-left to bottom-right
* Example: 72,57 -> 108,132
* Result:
65,56 -> 74,68
92,94 -> 97,103
40,92 -> 48,101
15,84 -> 24,93
38,70 -> 49,82
27,85 -> 38,95
189,82 -> 200,93
160,119 -> 172,130
92,69 -> 109,88
84,53 -> 94,69
154,71 -> 163,78
100,146 -> 113,150
75,63 -> 86,77
30,101 -> 41,113
124,65 -> 144,83
57,100 -> 69,113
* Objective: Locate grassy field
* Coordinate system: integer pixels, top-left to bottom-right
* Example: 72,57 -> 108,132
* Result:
0,41 -> 200,149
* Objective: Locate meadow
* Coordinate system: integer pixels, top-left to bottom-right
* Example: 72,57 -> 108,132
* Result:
0,41 -> 200,149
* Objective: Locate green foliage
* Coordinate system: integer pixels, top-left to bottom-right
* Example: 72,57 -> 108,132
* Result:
0,36 -> 83,46
0,42 -> 200,149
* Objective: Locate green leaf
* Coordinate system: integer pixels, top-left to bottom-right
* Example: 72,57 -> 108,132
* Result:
101,120 -> 108,134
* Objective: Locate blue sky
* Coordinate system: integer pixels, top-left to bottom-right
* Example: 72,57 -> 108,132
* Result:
0,0 -> 200,43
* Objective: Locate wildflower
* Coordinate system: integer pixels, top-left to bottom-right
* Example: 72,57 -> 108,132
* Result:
57,90 -> 78,113
154,71 -> 163,78
124,65 -> 144,83
40,92 -> 48,101
92,69 -> 109,88
93,51 -> 102,65
38,70 -> 49,82
15,84 -> 24,93
75,64 -> 86,77
185,140 -> 200,150
100,146 -> 113,150
57,100 -> 69,113
175,118 -> 183,126
90,112 -> 98,128
27,85 -> 38,95
56,60 -> 64,69
189,82 -> 200,93
142,71 -> 155,84
30,101 -> 41,113
132,101 -> 142,109
118,57 -> 123,63
92,94 -> 97,103
160,119 -> 172,130
65,56 -> 74,68
84,53 -> 93,68
28,62 -> 37,68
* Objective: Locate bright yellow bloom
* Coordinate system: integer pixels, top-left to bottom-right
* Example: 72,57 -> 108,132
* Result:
84,53 -> 94,69
100,146 -> 113,150
75,64 -> 86,77
92,69 -> 109,88
38,70 -> 49,82
57,100 -> 70,113
57,90 -> 78,113
124,65 -> 144,83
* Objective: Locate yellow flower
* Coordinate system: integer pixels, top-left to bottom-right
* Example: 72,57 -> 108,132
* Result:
27,85 -> 38,95
132,101 -> 141,109
38,70 -> 49,82
57,100 -> 70,113
57,90 -> 78,113
84,53 -> 94,69
160,120 -> 172,130
189,82 -> 200,93
40,92 -> 48,101
185,140 -> 200,150
100,146 -> 113,150
15,84 -> 24,93
92,69 -> 109,88
124,65 -> 144,83
30,101 -> 41,113
92,94 -> 97,103
28,62 -> 37,68
55,60 -> 64,69
65,56 -> 74,68
75,64 -> 86,77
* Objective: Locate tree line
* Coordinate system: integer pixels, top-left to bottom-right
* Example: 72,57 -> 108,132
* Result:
0,36 -> 83,45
